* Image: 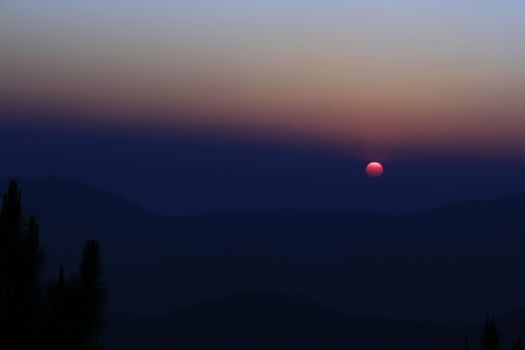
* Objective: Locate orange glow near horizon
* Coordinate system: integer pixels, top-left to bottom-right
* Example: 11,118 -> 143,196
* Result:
2,1 -> 525,157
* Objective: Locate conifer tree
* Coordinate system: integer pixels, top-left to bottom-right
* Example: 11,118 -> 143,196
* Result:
0,180 -> 43,347
513,338 -> 525,350
482,315 -> 500,350
0,180 -> 107,349
66,240 -> 107,347
464,338 -> 471,350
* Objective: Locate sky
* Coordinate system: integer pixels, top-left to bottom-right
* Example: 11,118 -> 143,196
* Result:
2,1 -> 525,158
1,1 -> 525,215
3,2 -> 525,326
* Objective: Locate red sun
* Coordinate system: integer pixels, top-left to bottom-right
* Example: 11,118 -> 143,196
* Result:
366,162 -> 384,178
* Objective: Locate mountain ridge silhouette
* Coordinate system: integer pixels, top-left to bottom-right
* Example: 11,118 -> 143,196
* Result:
6,175 -> 525,219
3,176 -> 525,321
105,289 -> 525,350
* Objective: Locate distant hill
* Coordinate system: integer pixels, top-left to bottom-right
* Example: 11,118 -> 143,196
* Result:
11,176 -> 525,254
2,176 -> 525,321
106,290 -> 525,350
105,290 -> 464,350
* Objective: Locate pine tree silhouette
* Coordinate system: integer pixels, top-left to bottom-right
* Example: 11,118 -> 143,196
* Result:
0,180 -> 107,349
464,338 -> 471,350
482,315 -> 500,350
87,339 -> 106,350
65,240 -> 107,348
513,338 -> 525,350
0,180 -> 43,347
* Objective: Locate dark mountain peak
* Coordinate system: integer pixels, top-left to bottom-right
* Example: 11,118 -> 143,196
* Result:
1,176 -> 155,222
187,290 -> 327,315
407,192 -> 525,222
492,192 -> 525,207
108,291 -> 460,350
204,208 -> 389,224
5,176 -> 525,221
169,290 -> 352,343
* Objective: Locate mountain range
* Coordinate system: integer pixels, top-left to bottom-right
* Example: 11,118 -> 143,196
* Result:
2,176 -> 525,322
105,290 -> 525,350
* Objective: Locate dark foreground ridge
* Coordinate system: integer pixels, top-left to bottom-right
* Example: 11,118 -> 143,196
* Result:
106,290 -> 525,350
6,176 -> 525,320
3,177 -> 525,349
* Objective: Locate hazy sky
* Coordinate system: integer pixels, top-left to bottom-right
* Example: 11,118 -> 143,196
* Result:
2,1 -> 525,157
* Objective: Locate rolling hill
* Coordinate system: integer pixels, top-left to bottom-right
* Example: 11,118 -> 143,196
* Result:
2,176 -> 525,321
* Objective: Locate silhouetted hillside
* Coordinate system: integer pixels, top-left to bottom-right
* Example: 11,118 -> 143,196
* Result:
9,176 -> 525,248
3,176 -> 156,233
5,177 -> 525,321
105,291 -> 525,350
105,290 -> 465,350
9,177 -> 525,254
